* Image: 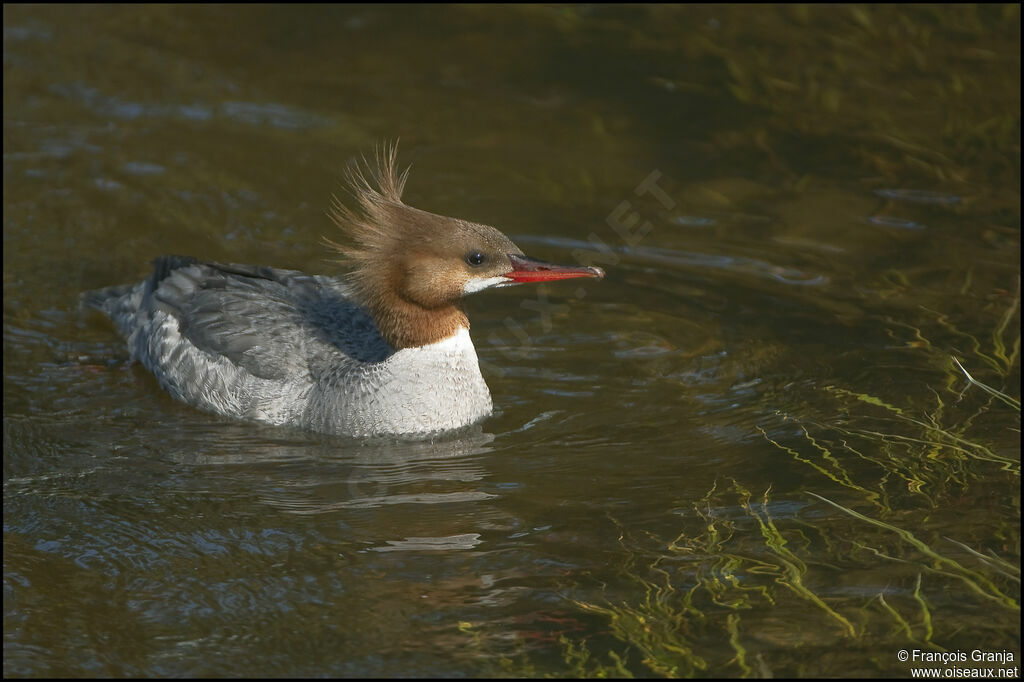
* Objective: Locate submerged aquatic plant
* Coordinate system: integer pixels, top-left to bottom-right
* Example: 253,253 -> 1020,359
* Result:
463,279 -> 1018,678
472,477 -> 1017,678
764,275 -> 1020,512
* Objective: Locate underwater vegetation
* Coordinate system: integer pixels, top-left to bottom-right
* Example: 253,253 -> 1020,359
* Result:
457,282 -> 1019,678
453,4 -> 1022,677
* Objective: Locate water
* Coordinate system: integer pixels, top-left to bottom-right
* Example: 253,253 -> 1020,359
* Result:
4,5 -> 1020,677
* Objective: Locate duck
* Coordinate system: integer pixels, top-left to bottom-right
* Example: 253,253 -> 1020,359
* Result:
83,146 -> 604,436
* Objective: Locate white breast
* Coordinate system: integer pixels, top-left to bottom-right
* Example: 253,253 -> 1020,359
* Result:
309,327 -> 494,436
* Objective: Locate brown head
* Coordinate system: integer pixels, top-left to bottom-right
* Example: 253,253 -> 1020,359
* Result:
326,145 -> 604,350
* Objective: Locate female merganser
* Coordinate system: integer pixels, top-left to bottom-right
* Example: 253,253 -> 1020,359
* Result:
83,147 -> 604,437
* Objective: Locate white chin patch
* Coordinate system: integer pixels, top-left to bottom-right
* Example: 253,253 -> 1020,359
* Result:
463,276 -> 513,295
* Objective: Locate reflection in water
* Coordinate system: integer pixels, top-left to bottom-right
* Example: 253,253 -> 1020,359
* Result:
166,426 -> 498,515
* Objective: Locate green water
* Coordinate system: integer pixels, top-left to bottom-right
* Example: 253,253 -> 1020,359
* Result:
4,5 -> 1019,677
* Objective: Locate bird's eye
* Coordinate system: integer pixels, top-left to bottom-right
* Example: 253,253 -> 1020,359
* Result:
466,251 -> 486,267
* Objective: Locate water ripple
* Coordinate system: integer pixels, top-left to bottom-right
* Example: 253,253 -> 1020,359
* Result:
874,188 -> 961,205
865,215 -> 926,230
48,82 -> 331,130
372,534 -> 483,552
515,235 -> 828,286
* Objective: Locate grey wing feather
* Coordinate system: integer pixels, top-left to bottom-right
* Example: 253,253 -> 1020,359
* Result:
85,257 -> 392,382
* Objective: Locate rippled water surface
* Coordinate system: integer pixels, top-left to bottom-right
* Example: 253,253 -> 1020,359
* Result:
4,5 -> 1020,677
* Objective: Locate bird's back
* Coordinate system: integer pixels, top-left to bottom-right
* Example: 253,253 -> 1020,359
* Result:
83,256 -> 395,429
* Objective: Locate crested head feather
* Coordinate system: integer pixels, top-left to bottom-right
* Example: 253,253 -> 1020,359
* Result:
325,141 -> 408,255
323,141 -> 417,300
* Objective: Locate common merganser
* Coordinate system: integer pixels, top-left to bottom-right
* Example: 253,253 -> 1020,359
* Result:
83,147 -> 604,437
